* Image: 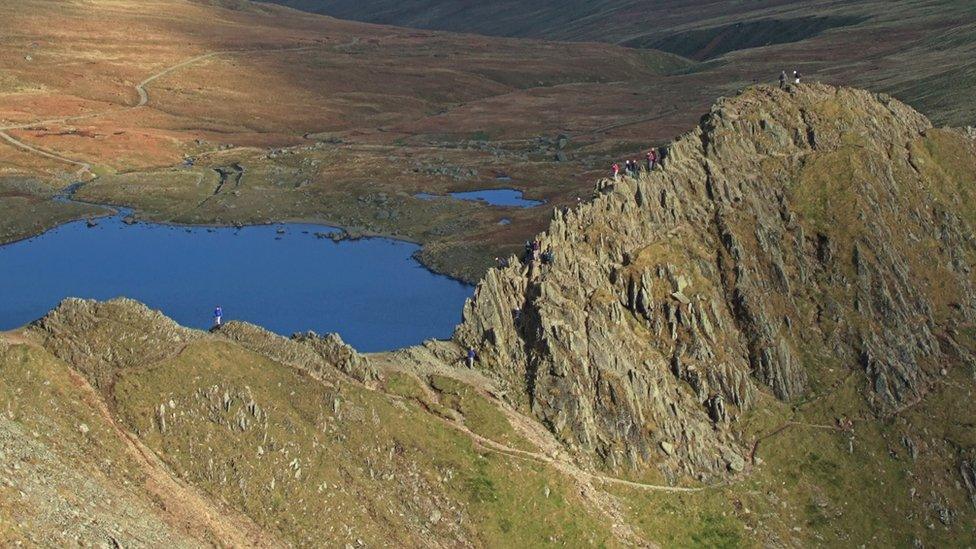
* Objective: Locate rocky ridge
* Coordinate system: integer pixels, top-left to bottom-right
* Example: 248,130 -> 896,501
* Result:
455,84 -> 976,480
29,298 -> 203,402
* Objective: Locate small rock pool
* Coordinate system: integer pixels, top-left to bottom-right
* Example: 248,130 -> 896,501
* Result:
0,210 -> 473,352
416,188 -> 543,208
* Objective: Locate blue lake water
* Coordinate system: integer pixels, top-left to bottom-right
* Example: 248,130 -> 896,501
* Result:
415,188 -> 543,208
0,212 -> 473,352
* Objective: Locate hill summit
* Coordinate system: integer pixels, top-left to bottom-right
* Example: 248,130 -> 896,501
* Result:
458,83 -> 976,479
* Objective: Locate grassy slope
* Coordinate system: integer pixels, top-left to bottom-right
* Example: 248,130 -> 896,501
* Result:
90,339 -> 619,546
0,342 -> 205,546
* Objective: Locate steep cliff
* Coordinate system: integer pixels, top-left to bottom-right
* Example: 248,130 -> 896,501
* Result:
455,83 -> 976,480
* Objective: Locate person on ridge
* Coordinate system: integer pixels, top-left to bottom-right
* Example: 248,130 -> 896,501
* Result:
612,162 -> 620,181
793,70 -> 802,85
466,347 -> 477,368
779,70 -> 788,89
213,305 -> 223,329
646,149 -> 657,171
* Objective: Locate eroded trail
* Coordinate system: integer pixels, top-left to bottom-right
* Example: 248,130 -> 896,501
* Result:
134,52 -> 227,107
368,348 -> 728,547
0,333 -> 277,546
65,365 -> 278,548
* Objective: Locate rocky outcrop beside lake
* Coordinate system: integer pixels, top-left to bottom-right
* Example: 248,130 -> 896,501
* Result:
455,84 -> 976,480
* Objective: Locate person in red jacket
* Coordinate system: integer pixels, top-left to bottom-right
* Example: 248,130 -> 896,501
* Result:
612,162 -> 620,181
646,149 -> 657,171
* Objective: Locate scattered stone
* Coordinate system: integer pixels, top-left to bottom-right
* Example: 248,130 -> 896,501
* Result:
727,454 -> 746,473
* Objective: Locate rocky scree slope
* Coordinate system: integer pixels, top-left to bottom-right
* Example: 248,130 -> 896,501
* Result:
455,83 -> 976,482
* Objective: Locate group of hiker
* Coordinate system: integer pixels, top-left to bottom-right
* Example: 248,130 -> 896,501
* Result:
779,69 -> 802,89
612,147 -> 663,181
524,238 -> 554,266
608,68 -> 807,182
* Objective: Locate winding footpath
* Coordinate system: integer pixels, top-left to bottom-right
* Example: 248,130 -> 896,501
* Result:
0,45 -> 317,178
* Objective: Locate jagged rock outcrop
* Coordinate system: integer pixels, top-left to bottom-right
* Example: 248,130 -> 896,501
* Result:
962,454 -> 976,509
292,332 -> 377,384
220,322 -> 377,384
455,84 -> 976,480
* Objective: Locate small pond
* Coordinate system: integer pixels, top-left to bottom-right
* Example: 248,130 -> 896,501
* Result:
0,211 -> 473,352
415,188 -> 543,208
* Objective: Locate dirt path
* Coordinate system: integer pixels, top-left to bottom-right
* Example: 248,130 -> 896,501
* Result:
0,130 -> 93,177
63,366 -> 278,547
0,330 -> 32,347
368,351 -> 732,547
373,347 -> 712,493
134,52 -> 228,107
4,330 -> 274,545
0,45 -> 318,175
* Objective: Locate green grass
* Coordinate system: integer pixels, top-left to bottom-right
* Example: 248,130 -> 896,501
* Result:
429,374 -> 535,451
110,341 -> 615,546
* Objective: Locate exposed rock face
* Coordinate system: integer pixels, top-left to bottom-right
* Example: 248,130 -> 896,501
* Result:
221,322 -> 377,384
962,455 -> 976,509
455,84 -> 976,479
292,331 -> 377,384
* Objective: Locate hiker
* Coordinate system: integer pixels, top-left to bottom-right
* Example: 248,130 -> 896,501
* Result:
213,305 -> 222,328
779,70 -> 787,89
541,249 -> 554,265
611,162 -> 620,181
632,159 -> 641,175
532,239 -> 542,262
793,70 -> 802,85
646,149 -> 657,171
466,347 -> 477,368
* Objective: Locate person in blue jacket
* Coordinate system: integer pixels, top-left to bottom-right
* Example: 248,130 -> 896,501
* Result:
213,305 -> 223,328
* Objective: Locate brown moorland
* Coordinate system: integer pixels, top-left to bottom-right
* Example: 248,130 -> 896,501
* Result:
0,0 -> 704,279
2,0 -> 974,280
